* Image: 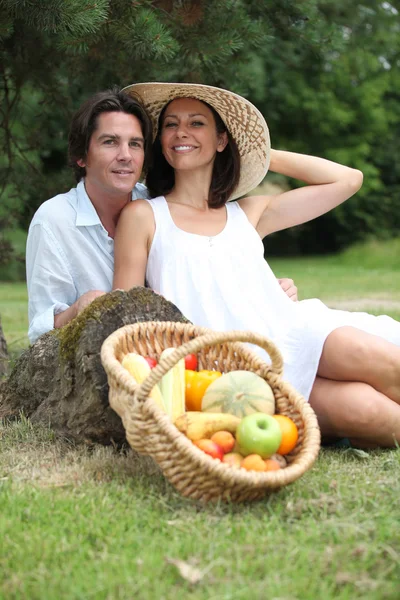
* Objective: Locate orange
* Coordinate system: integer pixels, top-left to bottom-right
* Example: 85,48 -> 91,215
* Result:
210,431 -> 235,454
273,415 -> 299,455
241,454 -> 267,472
264,458 -> 281,471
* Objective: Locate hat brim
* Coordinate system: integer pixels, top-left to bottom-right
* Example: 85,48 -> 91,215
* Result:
122,82 -> 270,200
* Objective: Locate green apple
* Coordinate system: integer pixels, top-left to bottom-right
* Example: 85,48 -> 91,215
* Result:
236,413 -> 282,459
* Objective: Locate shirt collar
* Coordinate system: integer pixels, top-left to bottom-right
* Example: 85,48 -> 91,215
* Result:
75,180 -> 147,227
75,180 -> 103,227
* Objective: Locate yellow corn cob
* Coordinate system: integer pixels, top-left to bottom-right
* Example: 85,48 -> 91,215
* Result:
121,353 -> 166,412
159,347 -> 186,421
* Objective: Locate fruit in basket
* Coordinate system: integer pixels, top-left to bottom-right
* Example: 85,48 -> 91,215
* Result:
241,454 -> 267,472
194,439 -> 224,461
264,458 -> 282,471
236,413 -> 282,459
174,411 -> 240,441
201,371 -> 275,417
121,353 -> 166,412
269,453 -> 287,468
185,370 -> 222,411
273,415 -> 299,455
159,348 -> 186,421
144,356 -> 158,369
184,353 -> 198,371
210,431 -> 235,453
222,452 -> 243,468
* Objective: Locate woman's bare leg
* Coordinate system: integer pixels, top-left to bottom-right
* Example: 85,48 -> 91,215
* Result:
309,376 -> 400,447
317,326 -> 400,404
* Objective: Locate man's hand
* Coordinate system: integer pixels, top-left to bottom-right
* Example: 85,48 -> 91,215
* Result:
54,290 -> 106,329
278,278 -> 298,302
74,290 -> 106,314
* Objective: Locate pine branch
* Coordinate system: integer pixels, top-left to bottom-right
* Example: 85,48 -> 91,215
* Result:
1,0 -> 110,35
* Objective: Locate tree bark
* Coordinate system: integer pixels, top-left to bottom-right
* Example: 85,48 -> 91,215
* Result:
0,288 -> 188,445
0,315 -> 9,378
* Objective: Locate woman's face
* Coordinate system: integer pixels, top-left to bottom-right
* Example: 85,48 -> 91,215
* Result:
160,98 -> 227,171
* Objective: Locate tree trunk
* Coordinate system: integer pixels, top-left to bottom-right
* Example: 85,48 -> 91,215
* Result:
0,288 -> 188,445
0,315 -> 9,378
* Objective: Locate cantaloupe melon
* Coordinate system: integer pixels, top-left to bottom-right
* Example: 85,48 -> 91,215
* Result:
201,370 -> 275,417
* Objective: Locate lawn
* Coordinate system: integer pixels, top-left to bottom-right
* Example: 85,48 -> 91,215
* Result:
1,245 -> 400,600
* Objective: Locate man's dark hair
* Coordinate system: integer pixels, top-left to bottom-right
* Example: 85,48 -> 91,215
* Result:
146,100 -> 240,208
68,87 -> 153,183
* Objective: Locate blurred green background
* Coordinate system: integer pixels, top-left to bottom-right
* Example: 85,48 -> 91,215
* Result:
1,0 -> 399,280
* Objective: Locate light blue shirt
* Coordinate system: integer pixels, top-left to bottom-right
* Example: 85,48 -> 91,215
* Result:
26,180 -> 149,343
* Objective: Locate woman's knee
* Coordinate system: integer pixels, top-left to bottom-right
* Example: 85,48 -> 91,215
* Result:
319,326 -> 400,382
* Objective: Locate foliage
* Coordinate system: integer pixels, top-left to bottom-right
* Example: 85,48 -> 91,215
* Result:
255,0 -> 400,253
0,0 -> 399,258
0,0 -> 339,230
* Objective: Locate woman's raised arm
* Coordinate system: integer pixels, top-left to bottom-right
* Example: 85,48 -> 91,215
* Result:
244,149 -> 363,239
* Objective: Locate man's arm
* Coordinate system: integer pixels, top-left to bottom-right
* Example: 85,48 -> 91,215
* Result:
53,290 -> 106,329
27,222 -> 103,342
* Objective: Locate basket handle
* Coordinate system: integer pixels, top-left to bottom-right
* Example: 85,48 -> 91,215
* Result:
135,329 -> 283,404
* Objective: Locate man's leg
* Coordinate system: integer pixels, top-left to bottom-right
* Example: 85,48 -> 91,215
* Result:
309,376 -> 400,447
317,326 -> 400,404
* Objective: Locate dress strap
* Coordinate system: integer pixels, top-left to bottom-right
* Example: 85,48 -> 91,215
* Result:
145,196 -> 175,231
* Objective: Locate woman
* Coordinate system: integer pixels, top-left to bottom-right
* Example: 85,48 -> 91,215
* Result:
113,82 -> 400,448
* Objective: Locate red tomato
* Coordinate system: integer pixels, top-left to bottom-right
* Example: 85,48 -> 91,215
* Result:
144,356 -> 158,369
184,353 -> 198,371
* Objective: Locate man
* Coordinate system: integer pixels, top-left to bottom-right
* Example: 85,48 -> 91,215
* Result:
26,88 -> 297,344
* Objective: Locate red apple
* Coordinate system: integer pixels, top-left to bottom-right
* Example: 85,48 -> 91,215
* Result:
194,439 -> 224,461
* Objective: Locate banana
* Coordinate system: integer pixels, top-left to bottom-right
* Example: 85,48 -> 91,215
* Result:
174,412 -> 241,441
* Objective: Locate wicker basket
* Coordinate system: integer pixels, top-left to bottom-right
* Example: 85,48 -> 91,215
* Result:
101,321 -> 321,503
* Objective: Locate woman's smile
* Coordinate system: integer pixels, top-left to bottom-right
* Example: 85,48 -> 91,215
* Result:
172,144 -> 198,153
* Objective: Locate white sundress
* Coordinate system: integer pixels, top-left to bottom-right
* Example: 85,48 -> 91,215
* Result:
144,196 -> 400,400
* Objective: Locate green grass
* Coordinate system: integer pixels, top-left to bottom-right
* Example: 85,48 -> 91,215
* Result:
1,241 -> 400,599
0,419 -> 399,600
0,282 -> 29,353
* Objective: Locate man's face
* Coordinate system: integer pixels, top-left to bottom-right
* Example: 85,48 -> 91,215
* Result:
78,111 -> 145,200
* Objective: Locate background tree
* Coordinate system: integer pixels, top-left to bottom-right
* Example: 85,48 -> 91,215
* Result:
0,0 -> 338,226
252,0 -> 400,253
0,0 -> 399,261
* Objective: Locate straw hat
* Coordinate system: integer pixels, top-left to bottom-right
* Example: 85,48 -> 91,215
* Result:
122,82 -> 270,200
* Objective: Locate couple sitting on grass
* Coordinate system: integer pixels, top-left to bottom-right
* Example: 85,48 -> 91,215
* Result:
27,82 -> 400,449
